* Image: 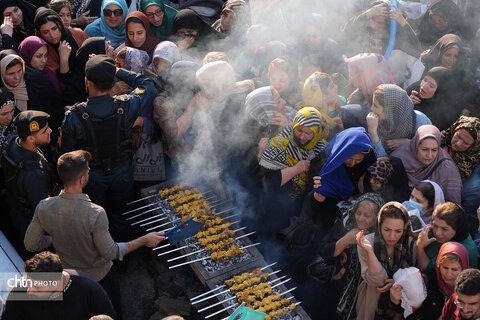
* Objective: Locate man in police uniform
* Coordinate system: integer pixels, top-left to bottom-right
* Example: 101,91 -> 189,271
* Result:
1,110 -> 58,253
56,55 -> 155,242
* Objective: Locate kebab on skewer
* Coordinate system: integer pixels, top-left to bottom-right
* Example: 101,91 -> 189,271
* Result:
197,230 -> 236,245
224,268 -> 262,287
264,303 -> 296,320
229,273 -> 270,291
157,184 -> 188,198
210,244 -> 243,260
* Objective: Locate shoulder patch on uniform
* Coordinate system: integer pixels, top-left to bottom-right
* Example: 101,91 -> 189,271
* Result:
135,88 -> 145,94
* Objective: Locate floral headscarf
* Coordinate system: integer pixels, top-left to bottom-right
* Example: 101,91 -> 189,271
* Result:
444,115 -> 480,181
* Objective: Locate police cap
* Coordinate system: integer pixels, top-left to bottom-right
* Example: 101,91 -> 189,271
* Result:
14,111 -> 50,137
85,54 -> 116,83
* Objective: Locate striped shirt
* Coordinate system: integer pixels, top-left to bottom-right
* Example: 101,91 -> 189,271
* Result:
24,191 -> 126,281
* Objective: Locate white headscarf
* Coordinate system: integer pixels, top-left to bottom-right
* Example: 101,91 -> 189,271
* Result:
153,41 -> 180,65
422,179 -> 445,210
0,55 -> 28,111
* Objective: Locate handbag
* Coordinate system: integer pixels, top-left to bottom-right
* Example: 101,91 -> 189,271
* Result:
133,133 -> 165,181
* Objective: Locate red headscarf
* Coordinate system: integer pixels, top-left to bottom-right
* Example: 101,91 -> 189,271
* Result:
436,241 -> 469,297
125,11 -> 161,60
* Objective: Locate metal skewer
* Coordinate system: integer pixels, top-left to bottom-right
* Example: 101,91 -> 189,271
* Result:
138,215 -> 170,227
191,271 -> 283,305
189,262 -> 276,301
121,202 -> 159,215
125,206 -> 165,221
168,231 -> 256,262
126,193 -> 157,205
131,214 -> 168,226
146,218 -> 180,232
210,199 -> 230,208
200,284 -> 295,315
168,241 -> 260,269
214,207 -> 237,215
155,227 -> 247,253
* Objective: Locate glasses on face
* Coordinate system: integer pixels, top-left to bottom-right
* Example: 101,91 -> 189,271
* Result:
455,299 -> 479,312
103,9 -> 123,17
145,8 -> 164,18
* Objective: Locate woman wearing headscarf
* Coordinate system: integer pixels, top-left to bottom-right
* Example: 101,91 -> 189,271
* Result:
253,107 -> 330,244
0,88 -> 18,152
421,34 -> 470,75
84,0 -> 129,47
417,0 -> 473,49
17,36 -> 63,127
316,192 -> 385,320
392,125 -> 462,203
408,180 -> 445,225
302,72 -> 346,141
278,127 -> 376,315
420,34 -> 476,107
407,241 -> 469,320
259,107 -> 329,199
342,0 -> 420,57
245,85 -> 296,140
123,11 -> 161,61
407,67 -> 459,131
0,54 -> 59,129
0,0 -> 36,49
345,53 -> 395,107
48,0 -> 89,46
212,0 -> 249,39
150,41 -> 180,87
367,84 -> 432,156
170,8 -> 224,59
17,36 -> 61,94
290,128 -> 376,242
360,156 -> 411,203
416,201 -> 477,271
59,37 -> 111,106
356,201 -> 416,320
443,116 -> 480,218
34,7 -> 84,82
138,0 -> 177,41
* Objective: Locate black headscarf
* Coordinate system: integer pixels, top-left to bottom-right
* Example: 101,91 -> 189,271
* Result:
410,67 -> 463,131
171,8 -> 224,56
75,37 -> 106,74
418,0 -> 473,47
0,0 -> 36,47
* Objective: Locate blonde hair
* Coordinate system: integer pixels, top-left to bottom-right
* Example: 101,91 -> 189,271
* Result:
438,253 -> 462,268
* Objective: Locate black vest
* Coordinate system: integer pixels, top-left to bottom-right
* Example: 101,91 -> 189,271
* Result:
71,95 -> 133,175
1,136 -> 57,216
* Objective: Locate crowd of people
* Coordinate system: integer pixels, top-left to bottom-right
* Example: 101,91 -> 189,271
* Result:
1,0 -> 480,319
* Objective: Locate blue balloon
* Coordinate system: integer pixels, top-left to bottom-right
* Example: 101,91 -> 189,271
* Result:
384,0 -> 398,59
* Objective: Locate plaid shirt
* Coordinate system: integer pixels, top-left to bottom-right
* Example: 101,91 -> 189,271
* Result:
24,191 -> 126,281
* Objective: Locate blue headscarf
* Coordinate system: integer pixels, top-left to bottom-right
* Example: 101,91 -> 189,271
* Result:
84,0 -> 129,47
316,127 -> 375,200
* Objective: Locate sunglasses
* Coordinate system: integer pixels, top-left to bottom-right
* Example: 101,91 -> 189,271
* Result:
103,9 -> 123,17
